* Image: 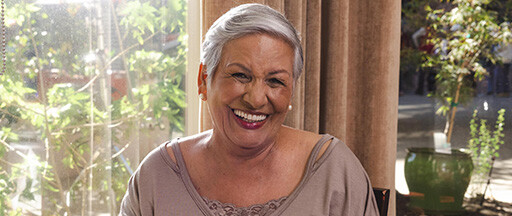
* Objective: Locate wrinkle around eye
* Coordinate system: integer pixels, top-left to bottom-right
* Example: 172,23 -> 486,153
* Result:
267,79 -> 285,88
231,72 -> 251,83
267,76 -> 288,87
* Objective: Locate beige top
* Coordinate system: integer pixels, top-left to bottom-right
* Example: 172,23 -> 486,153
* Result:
119,134 -> 379,216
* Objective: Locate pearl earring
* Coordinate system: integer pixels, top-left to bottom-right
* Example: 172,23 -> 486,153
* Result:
199,93 -> 205,101
288,105 -> 292,110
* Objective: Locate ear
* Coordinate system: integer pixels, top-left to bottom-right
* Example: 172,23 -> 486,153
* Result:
197,63 -> 208,100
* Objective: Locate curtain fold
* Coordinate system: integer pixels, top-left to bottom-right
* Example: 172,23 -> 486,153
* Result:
303,0 -> 322,133
200,1 -> 400,215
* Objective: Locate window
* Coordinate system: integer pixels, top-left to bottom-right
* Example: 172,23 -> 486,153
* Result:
0,0 -> 199,215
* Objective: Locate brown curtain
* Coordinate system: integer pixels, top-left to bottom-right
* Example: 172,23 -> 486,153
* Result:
200,0 -> 400,215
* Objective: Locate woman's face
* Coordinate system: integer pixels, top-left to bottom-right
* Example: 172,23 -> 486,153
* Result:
206,33 -> 294,149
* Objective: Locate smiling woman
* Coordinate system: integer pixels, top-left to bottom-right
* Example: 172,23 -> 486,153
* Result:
203,34 -> 294,149
119,3 -> 379,216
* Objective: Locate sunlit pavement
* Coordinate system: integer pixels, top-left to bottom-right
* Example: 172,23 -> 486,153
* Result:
396,94 -> 512,204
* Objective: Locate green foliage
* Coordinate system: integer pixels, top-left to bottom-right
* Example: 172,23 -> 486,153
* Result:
468,109 -> 505,195
0,167 -> 18,215
1,0 -> 188,214
126,50 -> 186,132
423,0 -> 511,140
121,1 -> 159,44
0,143 -> 40,215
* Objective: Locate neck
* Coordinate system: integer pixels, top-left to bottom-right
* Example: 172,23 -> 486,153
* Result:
204,129 -> 281,169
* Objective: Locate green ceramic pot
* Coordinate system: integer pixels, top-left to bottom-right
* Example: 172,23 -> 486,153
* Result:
404,147 -> 473,215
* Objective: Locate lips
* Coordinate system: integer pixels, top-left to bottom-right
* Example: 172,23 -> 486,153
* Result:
232,109 -> 268,129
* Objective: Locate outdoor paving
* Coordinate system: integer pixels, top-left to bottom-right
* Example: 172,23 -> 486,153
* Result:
396,94 -> 512,204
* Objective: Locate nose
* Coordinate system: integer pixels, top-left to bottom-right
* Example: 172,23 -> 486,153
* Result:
242,81 -> 268,110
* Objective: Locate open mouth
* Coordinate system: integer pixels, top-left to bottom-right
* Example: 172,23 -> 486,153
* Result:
232,109 -> 268,123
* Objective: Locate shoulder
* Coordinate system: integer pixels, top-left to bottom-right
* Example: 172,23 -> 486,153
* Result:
279,126 -> 325,151
126,138 -> 195,195
139,130 -> 212,173
277,127 -> 363,173
120,139 -> 206,215
280,125 -> 321,140
306,135 -> 372,192
275,126 -> 337,164
283,136 -> 379,215
120,140 -> 182,215
314,137 -> 378,215
132,140 -> 179,181
175,129 -> 213,144
323,137 -> 369,177
165,130 -> 212,163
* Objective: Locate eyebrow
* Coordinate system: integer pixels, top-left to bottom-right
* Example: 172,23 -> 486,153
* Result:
226,63 -> 251,73
268,70 -> 290,76
226,62 -> 291,77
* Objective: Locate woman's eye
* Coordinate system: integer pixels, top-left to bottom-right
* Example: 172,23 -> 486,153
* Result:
232,73 -> 250,82
268,78 -> 285,86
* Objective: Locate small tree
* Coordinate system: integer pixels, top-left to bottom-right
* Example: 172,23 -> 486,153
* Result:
425,0 -> 511,144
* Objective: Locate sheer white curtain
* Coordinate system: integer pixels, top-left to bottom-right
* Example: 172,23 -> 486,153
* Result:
1,0 -> 190,215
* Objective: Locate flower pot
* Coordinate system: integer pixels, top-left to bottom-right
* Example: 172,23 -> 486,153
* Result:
404,147 -> 473,215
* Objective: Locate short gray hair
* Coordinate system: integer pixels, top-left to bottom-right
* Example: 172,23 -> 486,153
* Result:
201,3 -> 303,85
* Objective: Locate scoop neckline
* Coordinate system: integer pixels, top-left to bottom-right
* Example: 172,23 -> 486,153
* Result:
160,133 -> 336,216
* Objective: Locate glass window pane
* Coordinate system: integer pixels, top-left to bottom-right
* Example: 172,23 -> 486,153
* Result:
398,1 -> 512,214
1,0 -> 188,214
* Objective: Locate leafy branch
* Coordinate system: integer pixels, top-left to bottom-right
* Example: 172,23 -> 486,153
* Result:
425,0 -> 512,143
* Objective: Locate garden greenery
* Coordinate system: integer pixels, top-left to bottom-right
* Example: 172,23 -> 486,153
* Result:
468,109 -> 506,196
0,0 -> 187,215
424,0 -> 511,143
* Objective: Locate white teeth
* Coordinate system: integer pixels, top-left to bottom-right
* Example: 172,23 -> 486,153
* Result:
234,109 -> 267,122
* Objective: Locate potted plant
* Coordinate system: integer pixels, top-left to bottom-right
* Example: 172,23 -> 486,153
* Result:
404,0 -> 511,214
467,109 -> 506,200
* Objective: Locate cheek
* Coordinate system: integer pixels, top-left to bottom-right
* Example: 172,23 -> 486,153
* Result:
269,89 -> 293,111
211,80 -> 245,103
